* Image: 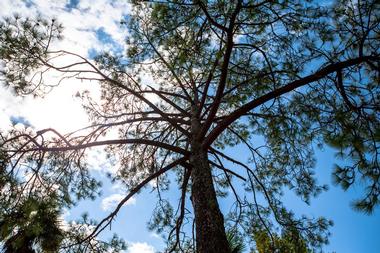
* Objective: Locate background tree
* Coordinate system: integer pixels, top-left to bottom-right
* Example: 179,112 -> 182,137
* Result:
0,0 -> 379,252
0,147 -> 126,253
253,228 -> 310,253
0,196 -> 63,253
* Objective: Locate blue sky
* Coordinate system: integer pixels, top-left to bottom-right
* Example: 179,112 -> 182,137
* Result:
0,1 -> 379,252
285,148 -> 380,253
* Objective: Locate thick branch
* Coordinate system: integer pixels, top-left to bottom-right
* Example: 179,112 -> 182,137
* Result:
195,0 -> 228,32
200,0 -> 242,138
203,55 -> 379,147
13,137 -> 189,156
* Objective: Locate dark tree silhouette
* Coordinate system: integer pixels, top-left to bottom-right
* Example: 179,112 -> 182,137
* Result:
0,0 -> 379,252
0,197 -> 63,253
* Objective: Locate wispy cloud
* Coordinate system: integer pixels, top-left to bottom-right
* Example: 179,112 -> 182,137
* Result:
127,242 -> 155,253
101,193 -> 136,211
150,232 -> 161,239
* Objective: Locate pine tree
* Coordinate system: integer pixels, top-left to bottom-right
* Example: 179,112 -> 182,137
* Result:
0,1 -> 379,252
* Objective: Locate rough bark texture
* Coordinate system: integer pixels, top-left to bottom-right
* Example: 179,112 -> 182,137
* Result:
190,147 -> 230,253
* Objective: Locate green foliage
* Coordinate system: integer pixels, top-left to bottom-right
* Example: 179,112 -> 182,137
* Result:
0,142 -> 123,252
0,196 -> 63,253
0,0 -> 379,252
60,214 -> 127,253
226,229 -> 246,253
0,14 -> 62,95
253,228 -> 310,253
148,200 -> 174,234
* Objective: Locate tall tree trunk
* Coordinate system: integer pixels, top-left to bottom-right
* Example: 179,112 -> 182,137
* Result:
190,143 -> 231,253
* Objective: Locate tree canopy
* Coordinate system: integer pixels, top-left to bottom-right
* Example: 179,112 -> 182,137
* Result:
0,0 -> 379,252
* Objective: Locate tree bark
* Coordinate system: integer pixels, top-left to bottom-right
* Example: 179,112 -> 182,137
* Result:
190,143 -> 231,253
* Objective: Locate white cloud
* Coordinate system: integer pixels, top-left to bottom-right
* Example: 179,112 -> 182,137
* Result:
0,87 -> 17,131
150,232 -> 160,239
101,193 -> 136,211
86,147 -> 118,174
127,242 -> 155,253
0,0 -> 130,134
